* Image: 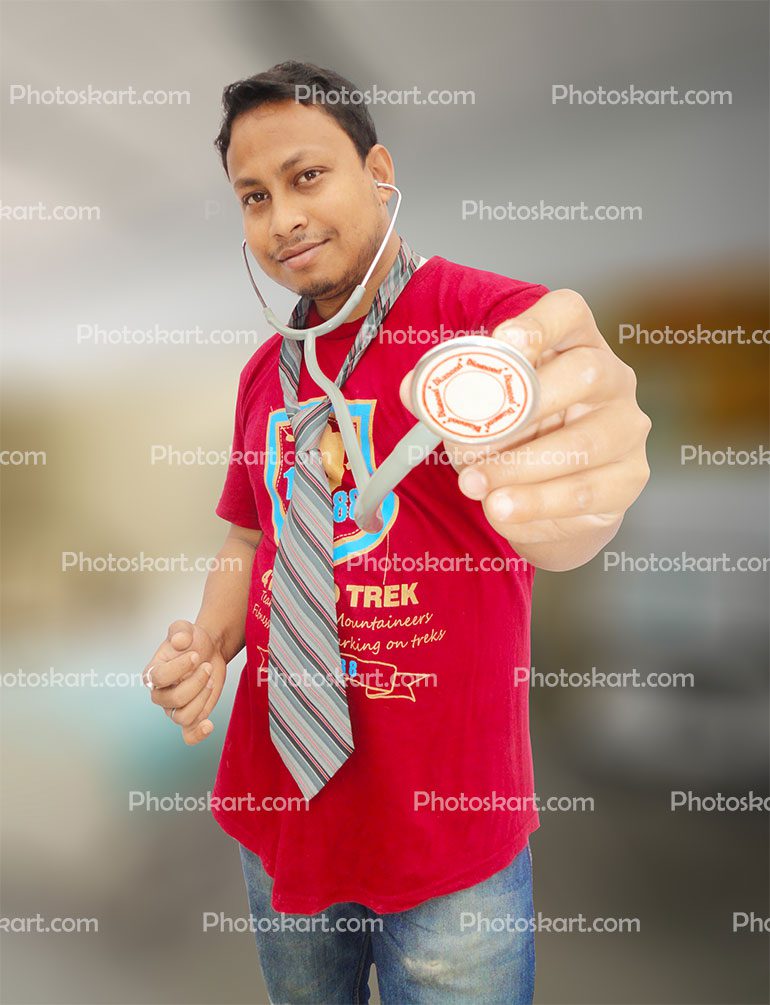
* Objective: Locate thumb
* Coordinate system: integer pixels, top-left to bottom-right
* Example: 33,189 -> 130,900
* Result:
168,619 -> 194,651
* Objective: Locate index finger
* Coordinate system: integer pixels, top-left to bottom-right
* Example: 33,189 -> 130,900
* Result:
492,288 -> 603,367
149,649 -> 201,689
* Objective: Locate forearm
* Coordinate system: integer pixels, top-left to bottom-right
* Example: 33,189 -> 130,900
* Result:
195,531 -> 262,663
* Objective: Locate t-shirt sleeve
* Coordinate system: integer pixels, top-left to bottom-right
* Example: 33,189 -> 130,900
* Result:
479,281 -> 551,336
215,367 -> 261,530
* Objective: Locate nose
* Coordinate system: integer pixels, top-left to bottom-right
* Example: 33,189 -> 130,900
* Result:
269,192 -> 308,245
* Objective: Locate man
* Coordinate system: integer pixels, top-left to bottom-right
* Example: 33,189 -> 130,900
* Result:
143,61 -> 650,1004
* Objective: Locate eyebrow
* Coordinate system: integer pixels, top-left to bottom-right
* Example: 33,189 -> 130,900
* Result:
233,149 -> 320,190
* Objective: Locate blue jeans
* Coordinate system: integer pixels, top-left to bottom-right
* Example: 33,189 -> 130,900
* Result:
238,842 -> 535,1004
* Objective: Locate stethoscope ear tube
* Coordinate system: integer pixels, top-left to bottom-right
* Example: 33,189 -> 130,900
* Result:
250,271 -> 368,341
353,422 -> 443,533
353,337 -> 541,533
302,330 -> 374,493
241,181 -> 401,342
305,333 -> 541,535
239,184 -> 541,536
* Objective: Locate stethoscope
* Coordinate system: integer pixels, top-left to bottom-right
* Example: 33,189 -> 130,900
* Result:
241,183 -> 539,534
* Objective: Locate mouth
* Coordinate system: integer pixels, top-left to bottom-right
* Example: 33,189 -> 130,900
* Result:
277,240 -> 329,271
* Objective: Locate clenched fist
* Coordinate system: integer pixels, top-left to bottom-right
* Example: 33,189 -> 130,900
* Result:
143,619 -> 227,745
400,289 -> 651,571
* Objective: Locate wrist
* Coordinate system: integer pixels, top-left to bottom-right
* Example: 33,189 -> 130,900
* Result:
194,618 -> 229,662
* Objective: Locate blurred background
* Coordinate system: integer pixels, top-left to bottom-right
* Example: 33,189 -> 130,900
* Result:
1,1 -> 768,1003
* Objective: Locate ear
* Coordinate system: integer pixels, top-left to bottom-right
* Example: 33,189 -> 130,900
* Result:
366,143 -> 396,191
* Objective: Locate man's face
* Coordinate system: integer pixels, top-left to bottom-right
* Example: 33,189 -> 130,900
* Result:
227,100 -> 387,301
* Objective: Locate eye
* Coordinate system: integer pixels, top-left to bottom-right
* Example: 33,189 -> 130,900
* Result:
242,191 -> 267,207
298,169 -> 322,184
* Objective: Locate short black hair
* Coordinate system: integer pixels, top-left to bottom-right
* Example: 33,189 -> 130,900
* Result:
214,60 -> 378,175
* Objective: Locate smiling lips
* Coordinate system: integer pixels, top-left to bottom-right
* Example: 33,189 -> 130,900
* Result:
278,240 -> 329,270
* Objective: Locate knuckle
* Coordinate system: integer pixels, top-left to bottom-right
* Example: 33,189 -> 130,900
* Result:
623,360 -> 639,393
490,487 -> 533,523
553,287 -> 582,306
572,478 -> 594,512
625,459 -> 651,507
635,408 -> 653,439
174,705 -> 195,727
553,288 -> 589,320
573,346 -> 602,387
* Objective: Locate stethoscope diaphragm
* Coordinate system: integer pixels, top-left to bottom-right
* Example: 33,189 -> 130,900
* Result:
410,335 -> 539,445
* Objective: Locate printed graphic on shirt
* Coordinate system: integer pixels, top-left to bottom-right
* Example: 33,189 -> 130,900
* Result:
255,397 -> 455,706
252,643 -> 435,701
263,397 -> 399,565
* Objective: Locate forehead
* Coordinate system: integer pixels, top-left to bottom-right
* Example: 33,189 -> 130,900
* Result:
226,100 -> 354,180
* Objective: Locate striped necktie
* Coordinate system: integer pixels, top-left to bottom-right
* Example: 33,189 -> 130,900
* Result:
267,238 -> 420,801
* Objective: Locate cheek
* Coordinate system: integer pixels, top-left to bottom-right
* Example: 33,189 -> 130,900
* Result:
243,218 -> 275,271
323,191 -> 373,244
328,217 -> 370,266
244,209 -> 268,238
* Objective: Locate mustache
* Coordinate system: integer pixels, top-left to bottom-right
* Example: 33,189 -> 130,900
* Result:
273,234 -> 334,262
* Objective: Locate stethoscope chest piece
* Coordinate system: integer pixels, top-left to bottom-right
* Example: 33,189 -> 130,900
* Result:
410,335 -> 539,445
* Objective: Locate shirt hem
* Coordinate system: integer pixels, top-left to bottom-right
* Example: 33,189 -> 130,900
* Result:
214,504 -> 261,530
211,806 -> 540,915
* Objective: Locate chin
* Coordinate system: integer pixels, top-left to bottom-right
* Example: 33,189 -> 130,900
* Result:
295,279 -> 339,300
295,267 -> 350,301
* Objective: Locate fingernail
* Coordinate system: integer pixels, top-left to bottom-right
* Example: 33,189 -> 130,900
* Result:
201,721 -> 213,735
459,468 -> 487,499
189,651 -> 200,665
489,492 -> 515,520
206,678 -> 215,689
200,662 -> 212,676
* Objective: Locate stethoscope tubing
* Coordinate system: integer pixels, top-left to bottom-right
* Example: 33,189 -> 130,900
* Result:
241,182 -> 429,533
240,184 -> 539,534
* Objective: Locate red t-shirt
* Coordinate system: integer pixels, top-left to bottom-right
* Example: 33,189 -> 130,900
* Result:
211,254 -> 549,914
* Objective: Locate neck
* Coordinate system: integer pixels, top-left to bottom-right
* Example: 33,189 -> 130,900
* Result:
313,231 -> 402,322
